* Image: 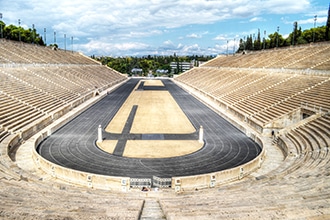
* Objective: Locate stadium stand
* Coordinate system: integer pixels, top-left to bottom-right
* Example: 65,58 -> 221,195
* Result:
156,114 -> 330,219
0,39 -> 141,219
176,43 -> 330,134
0,39 -> 330,219
204,42 -> 330,70
170,42 -> 330,219
0,40 -> 126,137
0,39 -> 98,64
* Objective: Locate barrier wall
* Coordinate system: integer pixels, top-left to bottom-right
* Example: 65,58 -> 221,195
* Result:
5,90 -> 98,158
20,116 -> 53,140
175,80 -> 265,134
31,112 -> 130,191
31,132 -> 265,192
172,80 -> 267,192
4,77 -> 267,192
32,150 -> 130,192
6,133 -> 20,159
172,135 -> 266,192
32,144 -> 265,192
277,136 -> 289,158
29,79 -> 131,191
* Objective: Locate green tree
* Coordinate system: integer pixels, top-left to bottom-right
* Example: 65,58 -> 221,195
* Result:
237,38 -> 245,52
266,32 -> 285,48
0,21 -> 5,38
245,35 -> 253,50
301,26 -> 326,43
288,22 -> 302,45
254,29 -> 262,50
96,55 -> 221,75
2,22 -> 44,45
139,59 -> 150,74
326,3 -> 330,41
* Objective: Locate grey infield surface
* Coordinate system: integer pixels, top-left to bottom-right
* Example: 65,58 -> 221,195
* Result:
37,78 -> 261,178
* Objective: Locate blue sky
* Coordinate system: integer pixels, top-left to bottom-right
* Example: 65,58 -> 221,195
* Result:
0,0 -> 329,56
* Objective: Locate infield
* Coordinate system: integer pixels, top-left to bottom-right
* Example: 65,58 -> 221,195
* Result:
105,80 -> 195,134
100,79 -> 200,158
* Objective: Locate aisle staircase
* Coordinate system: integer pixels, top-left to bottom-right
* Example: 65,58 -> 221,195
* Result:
140,199 -> 166,220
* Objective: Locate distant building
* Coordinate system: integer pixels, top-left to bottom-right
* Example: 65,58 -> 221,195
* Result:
170,61 -> 194,73
156,69 -> 169,74
131,68 -> 143,75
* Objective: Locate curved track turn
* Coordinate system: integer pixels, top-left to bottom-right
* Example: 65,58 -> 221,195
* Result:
37,79 -> 261,178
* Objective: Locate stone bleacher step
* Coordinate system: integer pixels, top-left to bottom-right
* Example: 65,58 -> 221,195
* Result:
140,199 -> 166,220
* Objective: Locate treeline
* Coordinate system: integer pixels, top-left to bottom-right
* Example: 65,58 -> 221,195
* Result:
238,25 -> 330,52
94,54 -> 214,76
0,21 -> 45,45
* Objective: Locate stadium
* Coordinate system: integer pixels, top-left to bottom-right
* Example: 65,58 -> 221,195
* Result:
0,36 -> 329,219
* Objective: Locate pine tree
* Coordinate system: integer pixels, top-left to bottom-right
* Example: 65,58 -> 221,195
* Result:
292,21 -> 298,45
245,35 -> 253,50
255,29 -> 261,50
326,3 -> 330,41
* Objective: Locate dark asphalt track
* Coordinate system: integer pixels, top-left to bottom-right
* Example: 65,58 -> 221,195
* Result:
37,78 -> 261,178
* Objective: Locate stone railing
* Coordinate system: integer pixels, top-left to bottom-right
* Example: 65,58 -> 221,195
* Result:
28,80 -> 132,191
32,136 -> 130,192
172,135 -> 265,192
30,127 -> 265,192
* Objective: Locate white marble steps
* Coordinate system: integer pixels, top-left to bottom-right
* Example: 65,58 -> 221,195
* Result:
140,199 -> 166,220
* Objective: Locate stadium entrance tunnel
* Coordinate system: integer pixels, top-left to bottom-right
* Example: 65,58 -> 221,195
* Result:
130,176 -> 172,188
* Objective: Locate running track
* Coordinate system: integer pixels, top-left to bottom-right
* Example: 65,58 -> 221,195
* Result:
37,79 -> 261,178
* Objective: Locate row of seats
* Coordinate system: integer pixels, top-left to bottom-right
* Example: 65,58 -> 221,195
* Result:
170,43 -> 330,218
0,39 -> 97,64
285,115 -> 330,156
0,39 -> 126,135
176,67 -> 330,126
0,40 -> 140,219
204,42 -> 330,70
0,173 -> 144,219
159,114 -> 330,219
0,66 -> 125,134
0,127 -> 9,142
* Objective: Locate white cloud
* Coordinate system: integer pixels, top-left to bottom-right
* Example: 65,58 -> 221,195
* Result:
186,31 -> 209,39
0,0 -> 318,56
78,39 -> 150,56
163,40 -> 175,47
249,17 -> 265,22
177,43 -> 184,50
213,35 -> 228,41
181,44 -> 200,52
4,0 -> 312,31
292,16 -> 327,25
186,33 -> 201,39
264,0 -> 312,14
282,15 -> 328,26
